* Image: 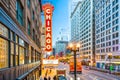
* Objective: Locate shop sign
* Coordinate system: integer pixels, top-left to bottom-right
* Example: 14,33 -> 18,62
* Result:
42,4 -> 54,52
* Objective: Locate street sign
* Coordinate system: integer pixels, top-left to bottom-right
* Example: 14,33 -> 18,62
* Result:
42,59 -> 58,65
57,70 -> 66,76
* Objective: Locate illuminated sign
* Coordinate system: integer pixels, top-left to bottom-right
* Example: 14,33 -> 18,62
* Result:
42,59 -> 58,65
42,4 -> 54,52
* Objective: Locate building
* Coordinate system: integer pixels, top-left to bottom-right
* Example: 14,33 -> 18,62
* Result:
55,41 -> 68,56
71,0 -> 95,66
52,48 -> 56,56
0,0 -> 42,80
95,0 -> 120,71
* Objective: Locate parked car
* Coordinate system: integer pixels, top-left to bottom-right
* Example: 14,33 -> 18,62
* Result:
58,75 -> 67,80
85,66 -> 89,70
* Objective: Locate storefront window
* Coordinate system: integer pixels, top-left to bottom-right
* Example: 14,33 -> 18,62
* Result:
11,42 -> 14,66
11,32 -> 14,41
19,47 -> 24,65
0,38 -> 8,68
16,35 -> 18,43
0,23 -> 8,38
19,38 -> 24,46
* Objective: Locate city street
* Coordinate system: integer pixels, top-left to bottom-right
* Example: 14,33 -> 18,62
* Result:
57,63 -> 120,80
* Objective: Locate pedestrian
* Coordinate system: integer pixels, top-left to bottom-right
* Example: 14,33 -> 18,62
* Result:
48,76 -> 51,80
40,76 -> 42,80
53,75 -> 57,80
49,69 -> 52,73
44,76 -> 47,80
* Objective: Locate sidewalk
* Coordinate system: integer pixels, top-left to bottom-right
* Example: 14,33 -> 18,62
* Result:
41,68 -> 57,80
89,67 -> 120,80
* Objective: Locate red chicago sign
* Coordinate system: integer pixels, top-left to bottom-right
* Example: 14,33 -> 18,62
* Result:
42,4 -> 54,52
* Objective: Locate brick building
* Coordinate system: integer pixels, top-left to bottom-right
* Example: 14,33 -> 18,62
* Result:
0,0 -> 42,80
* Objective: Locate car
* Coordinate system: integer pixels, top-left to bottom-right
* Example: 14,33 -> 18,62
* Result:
85,66 -> 90,70
58,75 -> 67,80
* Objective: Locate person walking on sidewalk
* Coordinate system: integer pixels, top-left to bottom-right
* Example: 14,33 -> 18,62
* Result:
44,76 -> 47,80
40,76 -> 42,80
48,76 -> 51,80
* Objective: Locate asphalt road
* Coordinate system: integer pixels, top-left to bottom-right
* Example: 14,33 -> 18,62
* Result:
57,63 -> 120,80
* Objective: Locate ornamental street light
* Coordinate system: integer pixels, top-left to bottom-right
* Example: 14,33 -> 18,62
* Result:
67,43 -> 80,80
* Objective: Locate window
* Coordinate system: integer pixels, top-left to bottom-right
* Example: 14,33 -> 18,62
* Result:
112,32 -> 119,39
27,19 -> 31,35
112,18 -> 119,26
112,25 -> 119,32
11,42 -> 14,66
0,23 -> 8,38
112,0 -> 118,6
106,23 -> 111,29
16,0 -> 23,26
27,0 -> 30,8
16,45 -> 19,66
19,47 -> 24,65
113,39 -> 119,45
106,10 -> 111,17
116,46 -> 119,51
112,4 -> 119,13
32,11 -> 34,20
112,12 -> 119,19
33,29 -> 35,41
106,17 -> 111,23
0,38 -> 8,68
19,38 -> 24,46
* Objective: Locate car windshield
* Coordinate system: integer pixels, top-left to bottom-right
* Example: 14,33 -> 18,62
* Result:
58,76 -> 67,80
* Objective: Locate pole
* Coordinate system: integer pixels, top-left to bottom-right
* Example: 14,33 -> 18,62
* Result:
74,50 -> 77,80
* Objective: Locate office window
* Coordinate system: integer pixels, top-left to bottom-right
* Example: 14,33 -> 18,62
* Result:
113,47 -> 115,51
112,18 -> 119,26
112,25 -> 119,32
112,4 -> 119,13
112,0 -> 118,6
116,46 -> 119,51
19,47 -> 24,65
106,17 -> 111,23
112,12 -> 119,19
16,0 -> 24,26
0,38 -> 8,69
106,23 -> 111,29
112,32 -> 119,38
27,0 -> 30,8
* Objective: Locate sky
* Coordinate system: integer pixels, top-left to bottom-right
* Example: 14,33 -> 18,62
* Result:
41,0 -> 69,47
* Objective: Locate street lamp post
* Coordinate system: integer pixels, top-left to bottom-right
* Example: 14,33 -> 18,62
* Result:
67,43 -> 80,80
74,50 -> 77,80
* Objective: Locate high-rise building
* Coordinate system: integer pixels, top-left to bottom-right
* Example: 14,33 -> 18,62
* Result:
95,0 -> 120,70
0,0 -> 42,80
71,0 -> 95,66
69,0 -> 83,41
55,41 -> 68,55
